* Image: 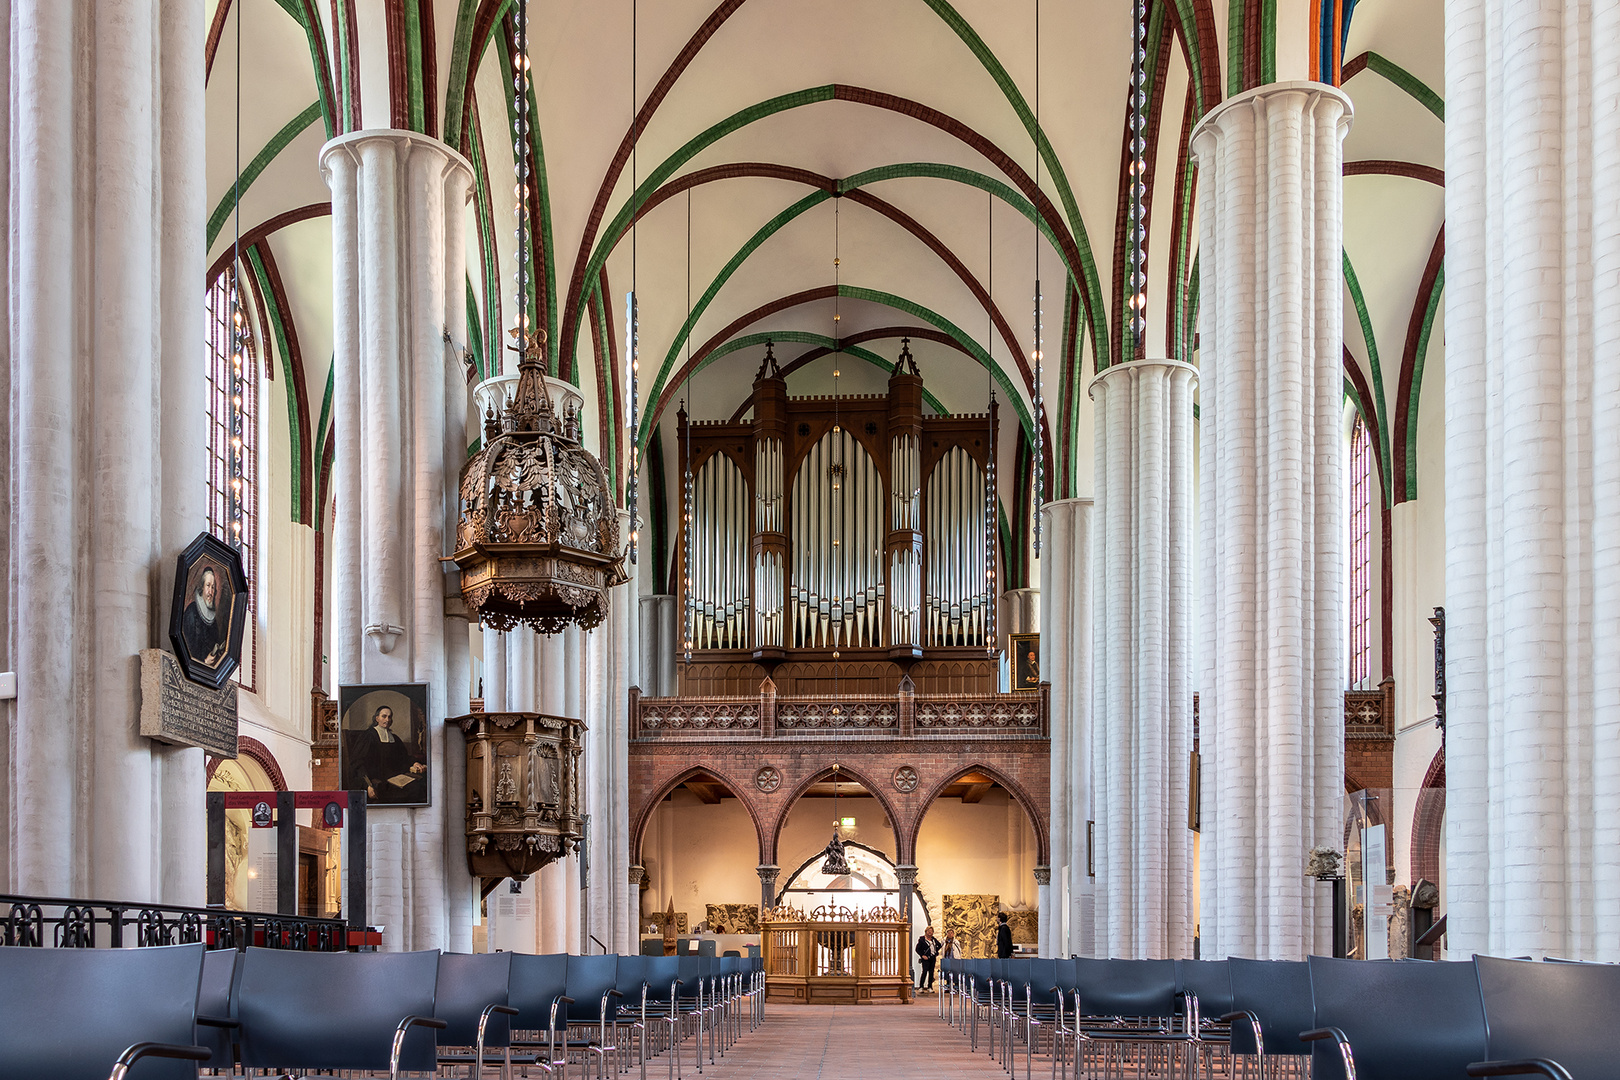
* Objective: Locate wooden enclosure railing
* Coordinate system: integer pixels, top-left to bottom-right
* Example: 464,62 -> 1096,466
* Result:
761,908 -> 912,1005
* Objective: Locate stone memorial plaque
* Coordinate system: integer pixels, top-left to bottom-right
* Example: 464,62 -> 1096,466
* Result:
140,648 -> 238,757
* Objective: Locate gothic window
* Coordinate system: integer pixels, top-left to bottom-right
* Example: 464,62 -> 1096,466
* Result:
205,268 -> 258,689
1348,413 -> 1373,688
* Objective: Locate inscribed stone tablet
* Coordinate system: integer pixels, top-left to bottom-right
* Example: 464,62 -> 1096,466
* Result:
139,648 -> 239,757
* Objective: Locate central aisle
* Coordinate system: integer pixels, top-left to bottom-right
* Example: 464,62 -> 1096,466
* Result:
696,1002 -> 1011,1079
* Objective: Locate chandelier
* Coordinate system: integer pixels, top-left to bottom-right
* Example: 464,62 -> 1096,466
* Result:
447,0 -> 625,634
820,765 -> 853,876
449,330 -> 627,633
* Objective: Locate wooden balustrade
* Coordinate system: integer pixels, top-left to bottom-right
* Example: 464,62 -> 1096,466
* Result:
761,907 -> 912,1004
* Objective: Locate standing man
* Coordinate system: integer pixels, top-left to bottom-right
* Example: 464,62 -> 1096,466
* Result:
915,925 -> 942,991
995,911 -> 1014,958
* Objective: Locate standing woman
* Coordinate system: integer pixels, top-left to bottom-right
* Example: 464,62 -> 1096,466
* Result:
995,911 -> 1014,958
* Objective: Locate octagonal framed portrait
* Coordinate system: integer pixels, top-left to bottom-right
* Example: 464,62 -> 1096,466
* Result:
167,532 -> 249,689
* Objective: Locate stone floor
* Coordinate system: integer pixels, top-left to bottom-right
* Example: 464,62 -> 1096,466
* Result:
673,1000 -> 1021,1080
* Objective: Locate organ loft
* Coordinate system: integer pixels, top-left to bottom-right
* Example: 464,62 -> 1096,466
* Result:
676,338 -> 1005,693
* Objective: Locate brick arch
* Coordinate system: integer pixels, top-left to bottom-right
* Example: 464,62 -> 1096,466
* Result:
1410,747 -> 1446,886
911,762 -> 1050,866
769,763 -> 905,867
630,764 -> 768,869
206,736 -> 288,791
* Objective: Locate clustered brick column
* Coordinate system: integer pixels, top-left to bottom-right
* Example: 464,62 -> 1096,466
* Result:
1089,359 -> 1197,958
1041,498 -> 1094,957
1444,0 -> 1620,959
1190,83 -> 1352,960
321,130 -> 475,951
6,0 -> 208,902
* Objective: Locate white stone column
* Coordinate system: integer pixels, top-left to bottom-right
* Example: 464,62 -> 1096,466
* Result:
1089,359 -> 1197,959
1190,83 -> 1351,960
1040,497 -> 1093,957
585,510 -> 636,953
1444,0 -> 1620,961
4,0 -> 206,902
320,130 -> 474,950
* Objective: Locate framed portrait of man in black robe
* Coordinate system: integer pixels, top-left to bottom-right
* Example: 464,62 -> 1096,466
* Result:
167,532 -> 249,689
339,684 -> 431,808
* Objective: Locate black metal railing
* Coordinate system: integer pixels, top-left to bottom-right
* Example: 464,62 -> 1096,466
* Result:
1,894 -> 350,951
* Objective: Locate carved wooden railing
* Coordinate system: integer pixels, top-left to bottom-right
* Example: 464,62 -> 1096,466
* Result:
629,681 -> 1048,740
761,906 -> 911,1004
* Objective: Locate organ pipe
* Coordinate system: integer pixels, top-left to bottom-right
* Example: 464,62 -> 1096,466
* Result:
688,452 -> 750,649
925,447 -> 988,647
790,428 -> 885,648
889,433 -> 921,647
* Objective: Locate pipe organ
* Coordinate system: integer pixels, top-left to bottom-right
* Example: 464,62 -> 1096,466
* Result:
924,447 -> 989,648
688,451 -> 750,649
677,340 -> 1001,696
789,429 -> 884,648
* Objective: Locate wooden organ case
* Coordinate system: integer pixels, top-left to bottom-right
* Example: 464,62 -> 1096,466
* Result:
677,341 -> 1000,698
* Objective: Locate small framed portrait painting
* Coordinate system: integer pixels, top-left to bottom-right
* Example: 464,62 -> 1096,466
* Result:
167,532 -> 250,689
1010,633 -> 1041,693
339,684 -> 431,808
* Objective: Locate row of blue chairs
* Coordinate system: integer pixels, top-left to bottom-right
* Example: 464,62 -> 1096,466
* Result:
939,955 -> 1620,1080
0,944 -> 766,1080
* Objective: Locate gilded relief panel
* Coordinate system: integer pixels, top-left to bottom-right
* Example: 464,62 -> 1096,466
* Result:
943,894 -> 999,958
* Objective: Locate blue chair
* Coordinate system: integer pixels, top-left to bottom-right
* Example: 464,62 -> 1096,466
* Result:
435,951 -> 521,1075
509,953 -> 572,1078
1303,956 -> 1486,1080
1227,958 -> 1316,1078
614,956 -> 652,1078
0,941 -> 212,1080
194,947 -> 242,1072
1470,956 -> 1620,1080
235,948 -> 445,1076
564,954 -> 622,1080
639,956 -> 684,1080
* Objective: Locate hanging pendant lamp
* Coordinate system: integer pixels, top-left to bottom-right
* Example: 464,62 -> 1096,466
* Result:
820,765 -> 853,876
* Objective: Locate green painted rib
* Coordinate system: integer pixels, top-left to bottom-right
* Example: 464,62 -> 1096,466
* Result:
920,0 -> 1108,368
1164,0 -> 1214,114
591,283 -> 618,486
1227,0 -> 1245,98
1261,0 -> 1278,84
466,277 -> 485,382
245,246 -> 306,524
466,97 -> 501,379
842,163 -> 1079,281
572,86 -> 836,369
841,285 -> 1034,436
262,0 -> 335,137
1356,52 -> 1445,122
334,0 -> 356,132
443,0 -> 490,148
1342,250 -> 1391,479
646,189 -> 832,425
405,0 -> 427,133
1059,285 -> 1076,499
640,165 -> 1081,448
1403,263 -> 1443,500
207,101 -> 323,250
684,332 -> 951,418
317,362 -> 334,459
1183,251 -> 1200,364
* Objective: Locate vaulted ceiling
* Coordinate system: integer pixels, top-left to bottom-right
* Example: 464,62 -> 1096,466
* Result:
205,0 -> 1444,575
